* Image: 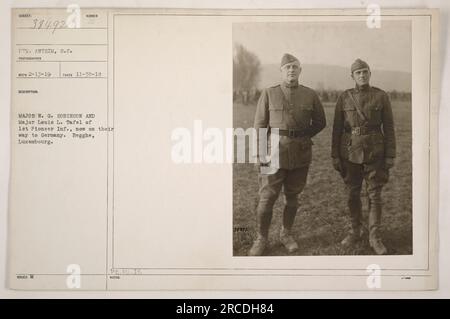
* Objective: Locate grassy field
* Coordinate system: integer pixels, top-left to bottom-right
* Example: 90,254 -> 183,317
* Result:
232,100 -> 412,256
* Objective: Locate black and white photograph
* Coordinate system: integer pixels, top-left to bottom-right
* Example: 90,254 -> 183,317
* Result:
232,21 -> 413,256
4,6 -> 441,292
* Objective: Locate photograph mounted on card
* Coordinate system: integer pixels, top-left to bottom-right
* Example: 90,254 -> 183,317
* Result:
8,8 -> 439,291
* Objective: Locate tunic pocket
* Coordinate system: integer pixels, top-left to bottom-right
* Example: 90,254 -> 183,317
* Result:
369,104 -> 383,124
343,103 -> 358,127
295,104 -> 313,123
368,134 -> 385,161
291,138 -> 312,167
269,104 -> 283,125
347,135 -> 364,164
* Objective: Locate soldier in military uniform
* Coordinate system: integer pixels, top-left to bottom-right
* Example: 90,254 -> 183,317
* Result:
331,59 -> 396,255
249,53 -> 326,256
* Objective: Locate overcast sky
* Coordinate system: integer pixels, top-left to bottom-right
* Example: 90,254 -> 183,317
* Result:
233,21 -> 411,73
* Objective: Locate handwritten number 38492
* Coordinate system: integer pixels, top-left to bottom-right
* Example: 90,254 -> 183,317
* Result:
32,19 -> 67,34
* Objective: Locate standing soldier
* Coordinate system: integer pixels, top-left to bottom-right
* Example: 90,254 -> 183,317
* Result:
331,59 -> 396,255
249,53 -> 326,256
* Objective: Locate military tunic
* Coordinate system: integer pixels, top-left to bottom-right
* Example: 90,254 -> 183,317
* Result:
253,81 -> 326,230
331,85 -> 396,164
331,84 -> 396,244
255,82 -> 326,169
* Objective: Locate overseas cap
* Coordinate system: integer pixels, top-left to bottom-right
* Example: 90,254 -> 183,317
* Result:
351,58 -> 370,73
281,53 -> 300,67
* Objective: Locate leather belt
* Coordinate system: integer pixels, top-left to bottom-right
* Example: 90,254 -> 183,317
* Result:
275,128 -> 309,138
345,126 -> 381,136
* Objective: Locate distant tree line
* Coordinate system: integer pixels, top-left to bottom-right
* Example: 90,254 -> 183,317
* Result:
232,43 -> 411,105
233,43 -> 261,99
317,89 -> 411,103
233,89 -> 412,105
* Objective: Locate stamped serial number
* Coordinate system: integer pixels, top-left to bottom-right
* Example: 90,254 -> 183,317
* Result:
176,303 -> 274,316
220,303 -> 274,314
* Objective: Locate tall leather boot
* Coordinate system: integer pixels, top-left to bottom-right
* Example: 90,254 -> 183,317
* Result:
280,205 -> 299,253
369,203 -> 387,255
248,204 -> 273,256
341,196 -> 363,246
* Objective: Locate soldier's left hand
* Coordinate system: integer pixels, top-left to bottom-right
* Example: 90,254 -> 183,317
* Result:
385,157 -> 395,169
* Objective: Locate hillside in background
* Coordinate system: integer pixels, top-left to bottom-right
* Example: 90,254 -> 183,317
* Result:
259,64 -> 411,92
